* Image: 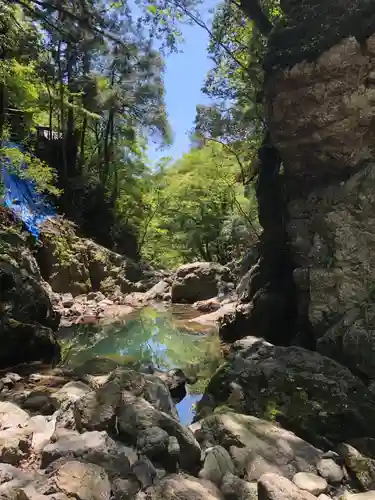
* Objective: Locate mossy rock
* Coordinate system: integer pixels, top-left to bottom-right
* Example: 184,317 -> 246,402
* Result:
198,338 -> 375,448
0,317 -> 60,368
266,0 -> 375,71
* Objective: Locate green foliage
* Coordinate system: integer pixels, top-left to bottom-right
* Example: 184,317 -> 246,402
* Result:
1,0 -> 264,269
140,142 -> 260,268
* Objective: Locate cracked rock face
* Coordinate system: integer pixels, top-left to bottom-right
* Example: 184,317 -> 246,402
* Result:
262,20 -> 375,360
266,36 -> 375,176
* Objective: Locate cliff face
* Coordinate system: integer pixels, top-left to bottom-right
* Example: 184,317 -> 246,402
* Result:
221,1 -> 375,371
266,2 -> 375,360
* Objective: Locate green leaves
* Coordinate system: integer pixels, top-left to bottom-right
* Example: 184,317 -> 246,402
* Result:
139,142 -> 260,268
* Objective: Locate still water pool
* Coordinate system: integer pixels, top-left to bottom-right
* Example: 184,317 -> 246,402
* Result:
58,306 -> 223,424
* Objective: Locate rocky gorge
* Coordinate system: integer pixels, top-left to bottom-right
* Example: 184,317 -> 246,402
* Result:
2,197 -> 375,500
4,0 -> 375,499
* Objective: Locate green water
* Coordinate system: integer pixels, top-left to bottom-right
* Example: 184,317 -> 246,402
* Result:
58,306 -> 223,424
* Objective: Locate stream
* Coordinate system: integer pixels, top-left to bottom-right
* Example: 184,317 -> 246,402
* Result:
58,305 -> 223,424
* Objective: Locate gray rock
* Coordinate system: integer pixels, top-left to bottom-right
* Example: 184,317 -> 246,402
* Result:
338,443 -> 375,491
167,436 -> 180,458
61,293 -> 75,308
0,428 -> 31,465
117,392 -> 201,472
318,495 -> 333,500
51,381 -> 91,408
198,338 -> 375,447
132,458 -> 157,488
22,391 -> 54,414
292,472 -> 328,495
51,461 -> 111,500
41,430 -> 135,478
111,477 -> 140,500
0,403 -> 29,430
220,472 -> 257,500
258,473 -> 317,500
1,373 -> 21,388
74,369 -> 201,473
343,493 -> 375,500
24,415 -> 56,452
15,485 -> 70,500
144,281 -> 170,301
194,412 -> 322,481
199,446 -> 234,486
171,262 -> 232,303
137,473 -> 223,500
0,464 -> 37,499
317,458 -> 344,483
136,427 -> 169,458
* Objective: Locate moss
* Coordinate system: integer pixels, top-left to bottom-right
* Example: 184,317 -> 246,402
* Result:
265,0 -> 375,72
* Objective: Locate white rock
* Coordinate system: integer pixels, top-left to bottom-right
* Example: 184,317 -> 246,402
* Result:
293,472 -> 328,495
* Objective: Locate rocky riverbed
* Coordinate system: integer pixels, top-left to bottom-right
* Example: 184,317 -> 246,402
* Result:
0,356 -> 374,500
3,209 -> 375,500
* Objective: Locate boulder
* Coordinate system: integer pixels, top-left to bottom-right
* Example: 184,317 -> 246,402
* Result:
0,319 -> 60,369
111,477 -> 140,500
48,461 -> 111,500
338,443 -> 375,491
137,473 -> 223,500
193,298 -> 222,313
74,369 -> 201,473
0,464 -> 38,499
317,458 -> 344,484
50,381 -> 92,408
117,393 -> 201,472
197,337 -> 375,447
22,391 -> 55,414
0,428 -> 31,465
41,430 -> 135,477
189,303 -> 236,329
220,472 -> 257,500
0,403 -> 29,430
258,473 -> 317,500
0,252 -> 59,330
132,458 -> 157,488
193,412 -> 322,481
144,281 -> 170,302
292,472 -> 328,495
171,262 -> 232,304
199,446 -> 234,486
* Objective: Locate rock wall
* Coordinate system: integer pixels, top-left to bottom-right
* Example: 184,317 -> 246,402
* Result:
264,3 -> 375,353
222,1 -> 375,366
0,207 -> 60,368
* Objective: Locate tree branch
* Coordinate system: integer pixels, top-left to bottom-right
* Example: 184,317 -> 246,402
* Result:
231,0 -> 273,37
167,0 -> 250,72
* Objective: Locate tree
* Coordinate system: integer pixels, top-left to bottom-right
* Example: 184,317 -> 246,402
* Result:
141,142 -> 259,268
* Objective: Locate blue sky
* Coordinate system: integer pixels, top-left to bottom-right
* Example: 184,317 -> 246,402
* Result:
147,21 -> 214,165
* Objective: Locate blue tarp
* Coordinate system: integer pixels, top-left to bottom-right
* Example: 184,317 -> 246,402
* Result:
1,141 -> 56,238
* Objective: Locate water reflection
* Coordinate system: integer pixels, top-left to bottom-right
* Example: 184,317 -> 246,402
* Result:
59,306 -> 223,423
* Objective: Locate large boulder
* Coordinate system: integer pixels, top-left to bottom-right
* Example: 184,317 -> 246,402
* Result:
0,319 -> 60,369
171,262 -> 233,304
41,430 -> 136,478
197,337 -> 375,447
0,215 -> 60,368
258,473 -> 317,500
37,217 -> 160,297
192,412 -> 322,481
73,368 -> 201,473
